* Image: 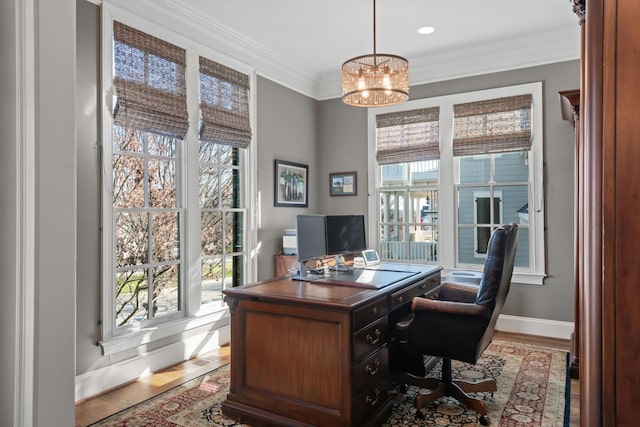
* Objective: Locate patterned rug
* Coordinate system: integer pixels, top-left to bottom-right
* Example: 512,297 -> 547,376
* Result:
89,341 -> 569,427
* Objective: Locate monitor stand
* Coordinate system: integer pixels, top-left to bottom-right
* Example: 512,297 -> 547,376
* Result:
290,261 -> 324,281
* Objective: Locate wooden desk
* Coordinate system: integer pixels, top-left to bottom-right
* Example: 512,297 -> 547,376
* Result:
222,263 -> 442,426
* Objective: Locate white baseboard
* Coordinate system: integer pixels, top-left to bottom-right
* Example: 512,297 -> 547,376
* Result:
496,314 -> 573,340
75,325 -> 230,402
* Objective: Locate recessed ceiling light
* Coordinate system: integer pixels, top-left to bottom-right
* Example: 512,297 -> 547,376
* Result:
417,26 -> 435,35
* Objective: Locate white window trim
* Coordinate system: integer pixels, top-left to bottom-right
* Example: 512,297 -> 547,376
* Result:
99,6 -> 258,355
368,82 -> 545,285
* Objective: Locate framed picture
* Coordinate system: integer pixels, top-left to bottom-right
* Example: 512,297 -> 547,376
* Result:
274,159 -> 309,207
329,171 -> 357,196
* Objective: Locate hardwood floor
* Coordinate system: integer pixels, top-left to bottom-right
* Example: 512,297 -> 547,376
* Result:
75,332 -> 579,426
75,346 -> 231,427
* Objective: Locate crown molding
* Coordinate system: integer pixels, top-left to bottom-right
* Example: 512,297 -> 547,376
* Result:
316,26 -> 581,100
103,0 -> 319,98
98,0 -> 579,102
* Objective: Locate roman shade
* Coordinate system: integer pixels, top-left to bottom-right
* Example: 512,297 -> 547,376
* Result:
375,107 -> 440,165
113,21 -> 189,139
199,57 -> 252,148
452,94 -> 532,156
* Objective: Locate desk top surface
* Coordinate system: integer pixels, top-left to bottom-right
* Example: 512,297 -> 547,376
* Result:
223,263 -> 442,309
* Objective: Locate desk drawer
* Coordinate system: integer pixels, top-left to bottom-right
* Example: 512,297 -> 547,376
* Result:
388,274 -> 440,311
352,379 -> 389,427
353,297 -> 387,331
352,347 -> 388,394
353,317 -> 388,361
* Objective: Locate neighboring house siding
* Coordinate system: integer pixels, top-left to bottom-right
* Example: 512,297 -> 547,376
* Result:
458,154 -> 530,266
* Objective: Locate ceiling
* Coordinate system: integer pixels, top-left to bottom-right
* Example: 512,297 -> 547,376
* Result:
144,0 -> 581,100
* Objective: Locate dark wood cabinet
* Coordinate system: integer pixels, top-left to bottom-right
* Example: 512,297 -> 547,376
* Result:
222,265 -> 442,426
559,89 -> 581,380
569,1 -> 640,425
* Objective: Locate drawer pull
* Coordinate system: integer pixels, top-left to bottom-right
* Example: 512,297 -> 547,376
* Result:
365,388 -> 381,407
397,296 -> 404,303
365,359 -> 380,376
420,283 -> 427,290
371,306 -> 378,315
366,329 -> 381,345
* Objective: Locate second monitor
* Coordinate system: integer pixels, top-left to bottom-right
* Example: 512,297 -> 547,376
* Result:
325,215 -> 366,270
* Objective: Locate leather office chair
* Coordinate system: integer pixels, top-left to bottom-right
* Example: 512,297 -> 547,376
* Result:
394,223 -> 518,426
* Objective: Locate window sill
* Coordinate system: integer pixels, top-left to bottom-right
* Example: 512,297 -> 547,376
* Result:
511,272 -> 546,285
440,267 -> 546,286
99,308 -> 229,356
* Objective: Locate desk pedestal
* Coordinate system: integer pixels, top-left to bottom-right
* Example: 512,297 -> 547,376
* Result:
222,265 -> 441,426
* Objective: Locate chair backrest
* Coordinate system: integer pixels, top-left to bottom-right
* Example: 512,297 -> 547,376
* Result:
475,223 -> 519,346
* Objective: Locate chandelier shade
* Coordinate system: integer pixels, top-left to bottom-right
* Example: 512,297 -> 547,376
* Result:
341,0 -> 409,107
342,54 -> 409,107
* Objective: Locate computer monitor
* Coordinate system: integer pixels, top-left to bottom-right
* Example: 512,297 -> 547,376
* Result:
294,214 -> 327,280
325,214 -> 367,263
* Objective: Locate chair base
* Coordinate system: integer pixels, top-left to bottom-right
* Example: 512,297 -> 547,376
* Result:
397,358 -> 497,418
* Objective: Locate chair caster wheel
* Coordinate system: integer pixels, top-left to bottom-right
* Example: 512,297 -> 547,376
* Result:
479,415 -> 489,426
399,384 -> 408,394
415,410 -> 425,420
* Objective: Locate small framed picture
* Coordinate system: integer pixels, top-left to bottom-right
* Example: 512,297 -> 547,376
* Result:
329,171 -> 357,196
274,159 -> 309,207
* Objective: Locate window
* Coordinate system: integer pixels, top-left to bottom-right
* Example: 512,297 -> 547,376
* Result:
376,108 -> 440,263
368,83 -> 544,284
379,162 -> 439,262
101,18 -> 254,352
198,56 -> 252,308
112,128 -> 182,329
454,94 -> 532,268
110,22 -> 188,333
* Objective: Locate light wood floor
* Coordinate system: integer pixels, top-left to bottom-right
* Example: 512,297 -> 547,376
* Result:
75,331 -> 579,426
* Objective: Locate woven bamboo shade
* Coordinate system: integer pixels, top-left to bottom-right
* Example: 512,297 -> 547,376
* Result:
453,94 -> 532,156
113,21 -> 189,139
199,57 -> 252,149
375,107 -> 440,164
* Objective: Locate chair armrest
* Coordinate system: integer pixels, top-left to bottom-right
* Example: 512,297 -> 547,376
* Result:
438,281 -> 479,303
411,297 -> 490,318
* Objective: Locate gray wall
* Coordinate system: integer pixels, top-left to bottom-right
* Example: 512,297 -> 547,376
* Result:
317,60 -> 580,322
36,1 -> 78,424
1,0 -> 18,425
317,103 -> 369,216
256,77 -> 320,280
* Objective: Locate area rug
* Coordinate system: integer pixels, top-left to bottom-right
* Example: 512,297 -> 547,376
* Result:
89,341 -> 568,427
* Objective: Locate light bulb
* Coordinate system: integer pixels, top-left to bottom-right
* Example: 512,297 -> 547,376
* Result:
358,77 -> 367,91
362,90 -> 370,98
382,74 -> 391,88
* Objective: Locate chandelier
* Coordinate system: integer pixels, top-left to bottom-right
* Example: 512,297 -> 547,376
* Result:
342,0 -> 409,107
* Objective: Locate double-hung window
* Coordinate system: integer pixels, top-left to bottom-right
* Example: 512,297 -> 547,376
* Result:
198,57 -> 252,307
101,19 -> 254,353
368,83 -> 544,284
454,94 -> 533,267
376,108 -> 440,262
